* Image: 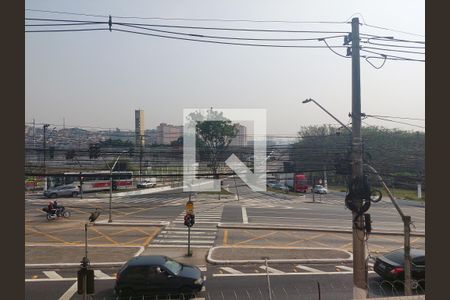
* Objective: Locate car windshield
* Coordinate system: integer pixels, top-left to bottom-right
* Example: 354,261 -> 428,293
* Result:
163,258 -> 182,275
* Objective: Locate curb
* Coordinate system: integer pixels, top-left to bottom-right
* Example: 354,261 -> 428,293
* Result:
108,185 -> 175,197
93,220 -> 169,227
206,246 -> 353,265
217,223 -> 425,237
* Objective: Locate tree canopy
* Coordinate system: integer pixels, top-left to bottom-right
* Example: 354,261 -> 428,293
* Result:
290,125 -> 425,188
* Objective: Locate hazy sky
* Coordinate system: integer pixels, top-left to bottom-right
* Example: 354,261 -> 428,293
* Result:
25,0 -> 425,135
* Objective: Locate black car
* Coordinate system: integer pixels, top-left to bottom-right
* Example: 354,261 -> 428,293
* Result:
115,255 -> 204,298
374,248 -> 425,283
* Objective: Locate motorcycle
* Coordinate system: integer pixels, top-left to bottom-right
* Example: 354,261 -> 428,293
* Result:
42,206 -> 71,221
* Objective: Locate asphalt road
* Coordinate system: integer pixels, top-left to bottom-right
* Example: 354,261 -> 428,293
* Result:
25,179 -> 425,299
25,270 -> 423,299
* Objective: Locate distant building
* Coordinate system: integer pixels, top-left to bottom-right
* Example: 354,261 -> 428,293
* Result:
135,110 -> 145,147
229,123 -> 247,147
156,123 -> 183,145
144,129 -> 157,145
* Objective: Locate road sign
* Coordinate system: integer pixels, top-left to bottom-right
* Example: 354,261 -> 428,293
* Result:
186,200 -> 194,214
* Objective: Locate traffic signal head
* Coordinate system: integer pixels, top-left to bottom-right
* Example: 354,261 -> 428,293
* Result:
184,214 -> 195,227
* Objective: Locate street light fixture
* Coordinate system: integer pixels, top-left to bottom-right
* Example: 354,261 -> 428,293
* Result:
301,98 -> 352,133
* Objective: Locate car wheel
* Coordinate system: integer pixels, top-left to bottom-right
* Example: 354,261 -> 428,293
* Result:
72,191 -> 78,197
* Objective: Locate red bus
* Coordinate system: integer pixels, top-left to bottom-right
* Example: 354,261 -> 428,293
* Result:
294,174 -> 309,193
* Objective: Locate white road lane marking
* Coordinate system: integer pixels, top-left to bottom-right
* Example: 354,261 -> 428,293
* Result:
43,271 -> 63,279
220,267 -> 243,274
242,207 -> 248,224
259,266 -> 284,274
213,271 -> 376,277
94,270 -> 111,279
58,281 -> 77,300
295,265 -> 325,273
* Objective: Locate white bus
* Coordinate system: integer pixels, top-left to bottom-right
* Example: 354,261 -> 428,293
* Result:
62,171 -> 133,192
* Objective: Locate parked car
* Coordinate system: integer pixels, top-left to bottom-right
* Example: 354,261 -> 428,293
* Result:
137,179 -> 156,188
43,184 -> 79,198
374,248 -> 425,284
312,185 -> 328,194
115,255 -> 204,298
270,182 -> 290,193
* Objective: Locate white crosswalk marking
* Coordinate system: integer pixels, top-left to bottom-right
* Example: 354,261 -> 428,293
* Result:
149,202 -> 223,248
220,267 -> 243,274
259,266 -> 284,274
94,270 -> 111,279
296,265 -> 324,273
43,271 -> 62,279
336,265 -> 353,272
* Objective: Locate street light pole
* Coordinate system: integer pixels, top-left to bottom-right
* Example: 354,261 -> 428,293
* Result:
106,151 -> 127,223
302,99 -> 351,133
43,124 -> 49,191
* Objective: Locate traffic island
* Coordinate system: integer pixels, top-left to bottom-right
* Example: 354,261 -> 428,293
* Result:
142,247 -> 209,267
207,245 -> 353,264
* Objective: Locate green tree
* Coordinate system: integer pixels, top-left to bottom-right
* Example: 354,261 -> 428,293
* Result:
188,108 -> 238,178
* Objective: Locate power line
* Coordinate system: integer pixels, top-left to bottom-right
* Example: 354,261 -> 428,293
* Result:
25,8 -> 349,24
25,21 -> 106,27
26,8 -> 108,18
321,38 -> 350,58
360,49 -> 425,62
112,27 -> 348,49
361,46 -> 424,55
116,23 -> 348,42
365,114 -> 424,121
365,116 -> 425,129
361,39 -> 425,49
361,23 -> 424,38
25,17 -> 351,34
25,28 -> 109,33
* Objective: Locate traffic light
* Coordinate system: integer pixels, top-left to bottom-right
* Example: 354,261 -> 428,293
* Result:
77,268 -> 95,294
49,146 -> 55,159
184,214 -> 195,227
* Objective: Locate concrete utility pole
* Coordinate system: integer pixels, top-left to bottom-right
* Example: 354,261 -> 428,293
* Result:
350,17 -> 368,299
43,124 -> 50,191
